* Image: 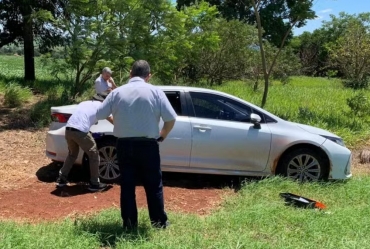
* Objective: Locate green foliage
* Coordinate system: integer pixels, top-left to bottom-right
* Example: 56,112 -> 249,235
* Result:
3,83 -> 33,108
30,87 -> 72,127
346,92 -> 370,117
0,0 -> 64,50
177,0 -> 316,47
184,18 -> 259,85
343,78 -> 370,90
326,13 -> 370,87
1,177 -> 370,248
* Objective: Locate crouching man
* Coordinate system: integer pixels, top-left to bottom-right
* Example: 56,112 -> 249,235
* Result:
56,92 -> 114,192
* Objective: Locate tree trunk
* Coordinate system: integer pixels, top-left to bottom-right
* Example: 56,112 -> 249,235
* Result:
23,10 -> 35,81
251,0 -> 269,108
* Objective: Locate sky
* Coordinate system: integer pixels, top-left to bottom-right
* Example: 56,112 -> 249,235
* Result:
293,0 -> 370,35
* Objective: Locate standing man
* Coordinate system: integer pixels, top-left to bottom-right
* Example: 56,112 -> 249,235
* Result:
96,60 -> 177,229
95,67 -> 117,94
56,92 -> 113,192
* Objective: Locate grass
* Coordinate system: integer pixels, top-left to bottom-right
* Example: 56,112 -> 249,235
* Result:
3,83 -> 33,107
1,176 -> 369,249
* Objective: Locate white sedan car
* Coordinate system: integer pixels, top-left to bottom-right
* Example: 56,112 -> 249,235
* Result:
45,86 -> 352,183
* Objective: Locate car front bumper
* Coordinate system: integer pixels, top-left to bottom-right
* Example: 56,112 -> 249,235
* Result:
320,139 -> 352,180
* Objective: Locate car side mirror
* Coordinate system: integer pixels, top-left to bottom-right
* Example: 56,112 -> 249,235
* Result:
250,113 -> 261,129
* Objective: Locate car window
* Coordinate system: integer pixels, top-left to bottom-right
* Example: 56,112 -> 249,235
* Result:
165,91 -> 182,115
189,92 -> 253,122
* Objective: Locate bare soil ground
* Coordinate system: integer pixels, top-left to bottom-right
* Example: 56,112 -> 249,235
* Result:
0,94 -> 234,222
0,93 -> 369,222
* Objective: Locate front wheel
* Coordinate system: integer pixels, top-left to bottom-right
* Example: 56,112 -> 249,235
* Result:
83,137 -> 120,183
278,148 -> 329,182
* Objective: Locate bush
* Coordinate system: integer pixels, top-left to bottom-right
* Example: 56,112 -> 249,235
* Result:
3,83 -> 33,107
346,92 -> 370,117
343,78 -> 369,89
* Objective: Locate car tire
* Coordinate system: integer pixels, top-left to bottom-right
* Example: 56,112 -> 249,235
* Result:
278,148 -> 329,182
83,137 -> 120,183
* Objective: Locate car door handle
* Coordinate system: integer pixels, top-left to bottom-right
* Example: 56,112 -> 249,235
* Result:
193,125 -> 212,132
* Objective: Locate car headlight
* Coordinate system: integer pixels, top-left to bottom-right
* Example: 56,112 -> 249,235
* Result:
321,135 -> 345,147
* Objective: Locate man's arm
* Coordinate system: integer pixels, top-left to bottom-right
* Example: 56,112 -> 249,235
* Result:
158,90 -> 177,141
108,77 -> 117,89
106,116 -> 114,125
159,119 -> 175,141
96,93 -> 113,120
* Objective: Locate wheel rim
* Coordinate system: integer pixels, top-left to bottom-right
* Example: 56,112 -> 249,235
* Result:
286,154 -> 321,181
98,146 -> 120,181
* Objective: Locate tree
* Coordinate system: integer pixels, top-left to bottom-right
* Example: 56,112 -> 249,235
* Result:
0,0 -> 65,81
176,0 -> 311,47
327,13 -> 370,88
250,0 -> 315,107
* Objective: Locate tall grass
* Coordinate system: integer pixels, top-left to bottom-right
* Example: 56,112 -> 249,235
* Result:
214,77 -> 370,147
1,177 -> 369,249
3,83 -> 33,107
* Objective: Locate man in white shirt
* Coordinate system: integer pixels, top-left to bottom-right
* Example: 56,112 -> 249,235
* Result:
94,67 -> 117,94
96,60 -> 177,230
56,92 -> 113,192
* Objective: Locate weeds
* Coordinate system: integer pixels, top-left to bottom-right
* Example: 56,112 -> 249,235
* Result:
3,83 -> 33,108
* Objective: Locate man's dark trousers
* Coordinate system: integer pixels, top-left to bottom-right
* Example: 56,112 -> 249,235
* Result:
116,138 -> 168,229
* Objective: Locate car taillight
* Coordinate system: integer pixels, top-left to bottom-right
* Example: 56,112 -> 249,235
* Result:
51,113 -> 71,123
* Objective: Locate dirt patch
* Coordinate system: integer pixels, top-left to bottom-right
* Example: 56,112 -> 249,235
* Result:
0,179 -> 229,222
0,95 -> 233,222
0,129 -> 50,190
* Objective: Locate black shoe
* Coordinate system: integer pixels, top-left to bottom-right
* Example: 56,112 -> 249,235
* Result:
152,221 -> 170,229
56,176 -> 68,188
88,182 -> 108,192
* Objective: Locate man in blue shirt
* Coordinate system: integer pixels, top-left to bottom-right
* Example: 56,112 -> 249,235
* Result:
96,60 -> 177,229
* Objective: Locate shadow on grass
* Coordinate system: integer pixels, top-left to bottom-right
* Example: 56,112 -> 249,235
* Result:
76,219 -> 151,247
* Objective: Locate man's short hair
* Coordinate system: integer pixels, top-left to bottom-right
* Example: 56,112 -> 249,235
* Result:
131,60 -> 150,78
102,67 -> 113,75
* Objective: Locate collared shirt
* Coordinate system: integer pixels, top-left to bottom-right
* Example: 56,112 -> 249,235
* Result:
96,77 -> 177,138
66,100 -> 102,133
95,75 -> 112,94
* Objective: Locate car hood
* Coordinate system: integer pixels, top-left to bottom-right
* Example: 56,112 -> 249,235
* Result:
289,122 -> 340,138
51,104 -> 78,114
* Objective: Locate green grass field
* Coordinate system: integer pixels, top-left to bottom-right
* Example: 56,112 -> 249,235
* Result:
1,177 -> 369,249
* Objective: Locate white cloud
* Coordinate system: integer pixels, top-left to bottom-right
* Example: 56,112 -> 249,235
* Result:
315,15 -> 324,20
319,8 -> 333,13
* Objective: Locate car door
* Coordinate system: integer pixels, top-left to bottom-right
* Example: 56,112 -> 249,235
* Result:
159,90 -> 192,168
188,91 -> 272,172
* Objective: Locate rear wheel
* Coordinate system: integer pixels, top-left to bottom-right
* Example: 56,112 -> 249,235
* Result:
278,148 -> 329,182
83,137 -> 120,183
